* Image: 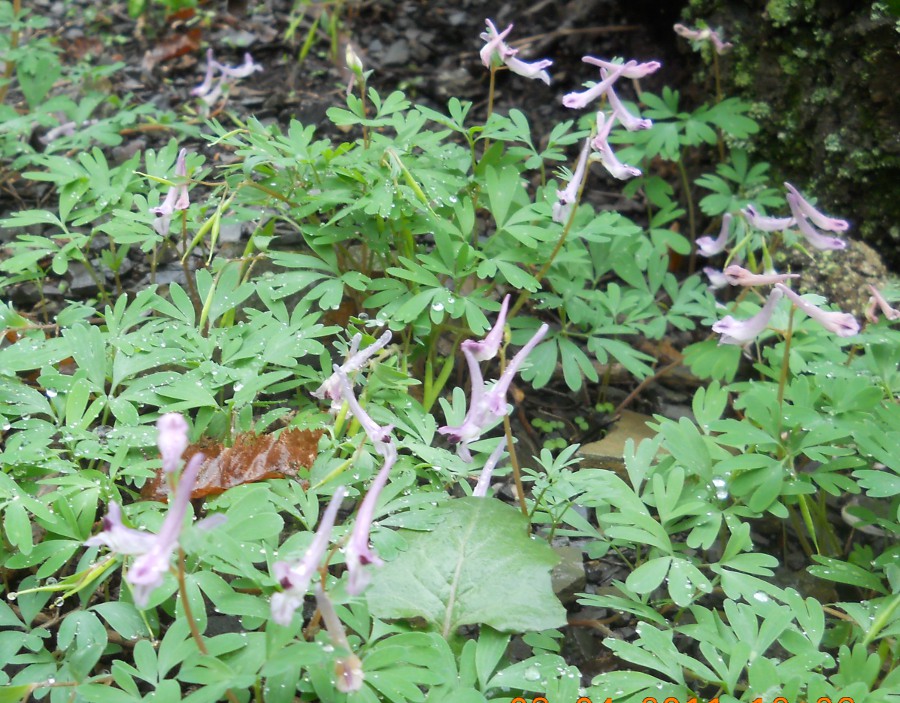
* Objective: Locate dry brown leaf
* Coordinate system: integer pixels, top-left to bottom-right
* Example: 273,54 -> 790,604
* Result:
142,428 -> 322,501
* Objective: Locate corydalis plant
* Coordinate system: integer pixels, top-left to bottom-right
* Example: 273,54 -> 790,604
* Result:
480,19 -> 553,84
192,48 -> 262,106
271,487 -> 346,626
712,286 -> 783,346
336,369 -> 398,594
85,415 -> 223,607
439,296 -> 549,460
560,56 -> 659,182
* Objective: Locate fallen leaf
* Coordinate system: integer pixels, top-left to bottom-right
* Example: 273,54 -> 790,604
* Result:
142,427 -> 322,501
141,29 -> 202,73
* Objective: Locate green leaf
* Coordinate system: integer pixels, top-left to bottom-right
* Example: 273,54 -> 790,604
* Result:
0,685 -> 34,703
3,500 -> 32,556
367,498 -> 566,636
626,556 -> 671,594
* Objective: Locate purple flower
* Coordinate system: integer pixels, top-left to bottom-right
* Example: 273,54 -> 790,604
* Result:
505,55 -> 554,84
712,287 -> 783,346
605,78 -> 652,131
865,285 -> 900,323
581,57 -> 661,79
562,63 -> 626,110
125,452 -> 208,607
217,53 -> 262,79
314,330 -> 393,412
463,295 -> 509,362
741,204 -> 795,232
87,452 -> 213,607
192,48 -> 262,106
271,488 -> 346,626
473,440 -> 506,497
439,323 -> 549,461
157,412 -> 189,474
479,19 -> 513,68
775,283 -> 859,337
696,213 -> 733,257
673,24 -> 733,54
479,19 -> 552,84
723,265 -> 799,287
591,112 -> 641,180
149,149 -> 189,237
553,138 -> 591,223
784,183 -> 849,232
703,267 -> 729,290
315,585 -> 364,692
84,502 -> 156,556
345,441 -> 397,595
86,412 -> 224,608
336,368 -> 394,457
786,193 -> 847,251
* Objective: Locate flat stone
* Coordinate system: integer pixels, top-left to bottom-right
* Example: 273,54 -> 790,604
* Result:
578,410 -> 659,471
551,545 -> 585,604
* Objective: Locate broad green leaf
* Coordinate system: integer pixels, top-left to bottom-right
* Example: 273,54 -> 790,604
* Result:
367,498 -> 566,636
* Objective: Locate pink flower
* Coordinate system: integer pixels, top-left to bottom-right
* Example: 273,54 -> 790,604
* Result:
712,287 -> 783,345
473,440 -> 506,497
479,19 -> 513,68
84,502 -> 156,556
87,452 -> 217,607
784,183 -> 849,232
865,285 -> 900,323
741,204 -> 795,232
336,368 -> 394,457
591,112 -> 641,180
605,76 -> 652,131
775,283 -> 859,337
673,24 -> 733,54
315,585 -> 364,692
581,57 -> 661,79
462,295 -> 509,362
149,149 -> 189,237
562,63 -> 627,110
553,138 -> 591,223
270,488 -> 346,626
157,412 -> 189,474
703,267 -> 729,290
345,442 -> 396,595
479,19 -> 552,84
505,55 -> 554,84
314,330 -> 393,412
785,193 -> 847,251
696,213 -> 733,257
192,48 -> 262,106
439,322 -> 549,461
723,265 -> 799,287
86,414 -> 225,607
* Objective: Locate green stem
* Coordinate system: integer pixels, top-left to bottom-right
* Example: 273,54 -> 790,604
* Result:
678,160 -> 698,275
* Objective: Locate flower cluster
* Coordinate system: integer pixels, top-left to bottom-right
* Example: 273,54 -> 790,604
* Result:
438,295 -> 549,461
192,48 -> 262,106
85,414 -> 223,607
480,19 -> 552,85
698,185 -> 849,261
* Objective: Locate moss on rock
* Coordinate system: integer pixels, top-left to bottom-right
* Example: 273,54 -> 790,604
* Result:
683,0 -> 900,268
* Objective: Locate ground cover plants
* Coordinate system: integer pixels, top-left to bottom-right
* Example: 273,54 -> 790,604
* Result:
0,3 -> 899,702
